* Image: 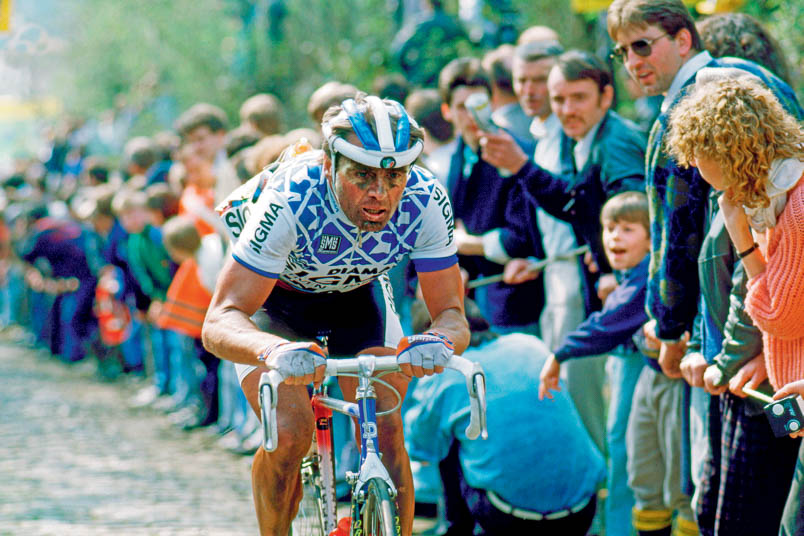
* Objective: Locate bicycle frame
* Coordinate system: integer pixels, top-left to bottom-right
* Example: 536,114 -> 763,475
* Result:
260,354 -> 487,535
312,356 -> 398,495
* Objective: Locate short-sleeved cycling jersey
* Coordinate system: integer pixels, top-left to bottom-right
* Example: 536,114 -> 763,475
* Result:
223,151 -> 457,293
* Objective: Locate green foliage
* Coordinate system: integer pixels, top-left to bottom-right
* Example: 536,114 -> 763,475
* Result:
742,0 -> 804,98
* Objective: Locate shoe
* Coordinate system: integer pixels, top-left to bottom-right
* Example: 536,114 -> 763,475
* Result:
152,395 -> 180,413
130,385 -> 161,408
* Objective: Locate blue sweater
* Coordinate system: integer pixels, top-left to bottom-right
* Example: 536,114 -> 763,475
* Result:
646,56 -> 802,340
554,256 -> 649,364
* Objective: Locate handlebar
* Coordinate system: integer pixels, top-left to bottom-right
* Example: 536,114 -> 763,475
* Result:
258,354 -> 488,452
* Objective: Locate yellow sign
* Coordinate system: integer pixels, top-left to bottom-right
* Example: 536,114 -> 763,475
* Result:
572,0 -> 699,13
0,96 -> 63,120
0,0 -> 11,32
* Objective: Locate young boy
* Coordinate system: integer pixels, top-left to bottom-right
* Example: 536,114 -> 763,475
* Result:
540,191 -> 697,536
157,215 -> 226,429
114,189 -> 176,407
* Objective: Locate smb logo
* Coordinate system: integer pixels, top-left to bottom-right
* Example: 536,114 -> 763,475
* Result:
317,234 -> 341,254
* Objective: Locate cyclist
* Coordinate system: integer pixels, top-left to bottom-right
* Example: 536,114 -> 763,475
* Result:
202,93 -> 470,536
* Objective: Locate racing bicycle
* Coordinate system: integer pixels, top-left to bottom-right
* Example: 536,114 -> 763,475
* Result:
259,353 -> 488,536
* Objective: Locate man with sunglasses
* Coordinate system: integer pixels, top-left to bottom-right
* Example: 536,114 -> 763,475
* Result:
607,0 -> 801,378
203,93 -> 470,536
607,1 -> 802,535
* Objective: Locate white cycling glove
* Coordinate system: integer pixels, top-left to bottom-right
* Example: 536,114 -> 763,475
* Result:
258,341 -> 327,379
396,331 -> 454,373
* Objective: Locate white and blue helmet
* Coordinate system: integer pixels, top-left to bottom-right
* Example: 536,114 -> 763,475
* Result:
322,95 -> 424,170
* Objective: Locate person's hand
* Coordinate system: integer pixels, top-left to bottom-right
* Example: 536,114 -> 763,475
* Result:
396,331 -> 454,378
774,380 -> 804,438
539,354 -> 561,400
478,130 -> 529,174
596,273 -> 617,304
642,319 -> 661,351
659,333 -> 689,379
259,341 -> 327,387
728,353 -> 767,398
146,300 -> 163,323
453,220 -> 483,256
584,250 -> 599,274
703,364 -> 728,396
503,258 -> 541,285
680,352 -> 707,388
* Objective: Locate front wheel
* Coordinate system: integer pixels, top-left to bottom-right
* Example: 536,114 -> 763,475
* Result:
357,478 -> 400,536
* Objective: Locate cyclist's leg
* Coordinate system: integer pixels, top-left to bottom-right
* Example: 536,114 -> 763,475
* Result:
338,348 -> 414,536
241,367 -> 314,536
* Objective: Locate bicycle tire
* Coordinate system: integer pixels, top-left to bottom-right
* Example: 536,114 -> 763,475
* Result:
358,477 -> 401,536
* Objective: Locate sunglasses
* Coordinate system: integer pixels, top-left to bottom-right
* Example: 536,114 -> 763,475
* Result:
611,34 -> 670,61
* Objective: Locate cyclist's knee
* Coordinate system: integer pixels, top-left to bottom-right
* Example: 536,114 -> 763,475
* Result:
376,413 -> 406,451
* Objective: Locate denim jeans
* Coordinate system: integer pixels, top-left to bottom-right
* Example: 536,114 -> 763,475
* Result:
606,353 -> 644,536
148,325 -> 172,395
167,331 -> 198,407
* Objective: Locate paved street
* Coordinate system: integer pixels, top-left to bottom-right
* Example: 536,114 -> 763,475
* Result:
0,339 -> 258,536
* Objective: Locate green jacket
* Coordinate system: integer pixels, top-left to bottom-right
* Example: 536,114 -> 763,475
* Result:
127,224 -> 174,302
687,191 -> 765,387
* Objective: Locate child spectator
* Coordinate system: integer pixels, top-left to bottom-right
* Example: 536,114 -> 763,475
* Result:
539,191 -> 651,536
145,183 -> 180,227
114,189 -> 176,407
158,215 -> 226,429
239,93 -> 284,137
174,103 -> 238,204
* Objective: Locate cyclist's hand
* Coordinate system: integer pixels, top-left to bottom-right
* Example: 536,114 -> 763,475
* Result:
258,341 -> 327,386
539,354 -> 561,400
397,331 -> 454,378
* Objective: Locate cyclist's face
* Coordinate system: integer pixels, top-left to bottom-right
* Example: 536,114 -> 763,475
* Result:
325,150 -> 408,232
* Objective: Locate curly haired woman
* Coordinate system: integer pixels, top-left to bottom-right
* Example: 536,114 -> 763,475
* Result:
668,73 -> 804,536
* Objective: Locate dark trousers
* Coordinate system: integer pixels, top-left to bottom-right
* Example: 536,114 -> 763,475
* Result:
780,441 -> 804,536
438,441 -> 596,536
194,338 -> 220,425
697,392 -> 800,536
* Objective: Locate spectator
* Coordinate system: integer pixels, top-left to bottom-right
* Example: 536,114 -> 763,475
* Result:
481,44 -> 532,141
405,299 -> 605,535
175,103 -> 239,204
606,0 -> 801,379
306,81 -> 358,128
667,71 -> 801,536
372,73 -> 411,105
404,88 -> 455,181
113,189 -> 176,407
158,215 -> 226,429
539,191 -> 650,536
437,56 -> 543,335
239,93 -> 284,137
517,24 -> 561,45
697,12 -> 792,86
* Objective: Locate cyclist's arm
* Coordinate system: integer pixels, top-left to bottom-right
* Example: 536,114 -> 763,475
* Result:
418,263 -> 470,355
201,256 -> 284,366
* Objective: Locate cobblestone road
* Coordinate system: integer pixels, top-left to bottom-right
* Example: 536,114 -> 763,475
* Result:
0,339 -> 258,536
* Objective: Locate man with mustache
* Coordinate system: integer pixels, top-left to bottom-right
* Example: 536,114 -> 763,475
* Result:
481,49 -> 646,536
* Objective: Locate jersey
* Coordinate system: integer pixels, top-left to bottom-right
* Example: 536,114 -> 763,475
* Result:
222,151 -> 457,293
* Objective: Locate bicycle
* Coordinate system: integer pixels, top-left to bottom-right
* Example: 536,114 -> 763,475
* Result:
259,353 -> 488,536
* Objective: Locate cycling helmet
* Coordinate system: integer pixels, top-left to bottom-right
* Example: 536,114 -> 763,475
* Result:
322,95 -> 424,169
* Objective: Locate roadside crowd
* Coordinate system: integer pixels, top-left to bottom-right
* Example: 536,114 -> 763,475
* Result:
2,1 -> 804,534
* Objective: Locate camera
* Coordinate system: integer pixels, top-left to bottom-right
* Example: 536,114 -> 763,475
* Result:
464,92 -> 499,133
764,395 -> 804,437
